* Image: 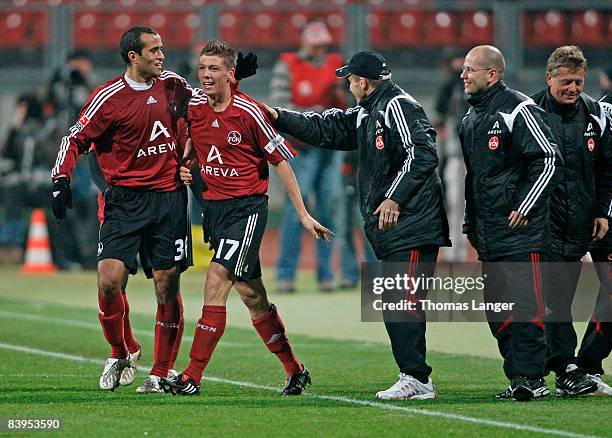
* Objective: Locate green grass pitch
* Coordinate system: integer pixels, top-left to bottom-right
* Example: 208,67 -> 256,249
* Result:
0,266 -> 610,437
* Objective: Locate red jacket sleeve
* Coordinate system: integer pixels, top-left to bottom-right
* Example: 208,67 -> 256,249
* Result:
51,86 -> 116,181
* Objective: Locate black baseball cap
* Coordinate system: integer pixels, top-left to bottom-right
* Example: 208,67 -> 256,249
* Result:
335,51 -> 391,80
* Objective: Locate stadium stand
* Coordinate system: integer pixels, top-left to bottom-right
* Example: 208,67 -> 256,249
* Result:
0,11 -> 47,49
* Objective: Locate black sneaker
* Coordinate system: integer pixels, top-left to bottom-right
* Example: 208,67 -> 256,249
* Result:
495,386 -> 512,399
528,378 -> 550,399
510,376 -> 535,402
499,378 -> 549,400
282,366 -> 311,395
160,374 -> 200,396
556,365 -> 598,397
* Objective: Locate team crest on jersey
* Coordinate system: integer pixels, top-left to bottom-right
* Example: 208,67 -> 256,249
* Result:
488,120 -> 502,135
488,136 -> 499,150
167,99 -> 177,115
375,135 -> 385,150
227,131 -> 241,145
587,138 -> 595,152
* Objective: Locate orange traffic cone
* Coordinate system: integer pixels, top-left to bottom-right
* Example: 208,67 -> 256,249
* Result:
21,208 -> 57,274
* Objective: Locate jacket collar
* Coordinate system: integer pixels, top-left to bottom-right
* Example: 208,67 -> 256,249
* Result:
359,81 -> 394,112
467,80 -> 505,110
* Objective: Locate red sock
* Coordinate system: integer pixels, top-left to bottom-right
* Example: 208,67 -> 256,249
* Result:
183,305 -> 226,384
169,295 -> 185,370
122,291 -> 140,354
253,305 -> 301,375
97,290 -> 127,359
150,300 -> 181,378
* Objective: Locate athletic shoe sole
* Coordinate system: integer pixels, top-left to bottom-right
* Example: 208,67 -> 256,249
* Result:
376,392 -> 436,401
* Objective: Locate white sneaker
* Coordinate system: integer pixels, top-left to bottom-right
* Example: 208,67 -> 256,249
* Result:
99,358 -> 129,391
167,369 -> 179,379
136,375 -> 163,394
590,374 -> 612,396
119,348 -> 141,386
375,373 -> 436,400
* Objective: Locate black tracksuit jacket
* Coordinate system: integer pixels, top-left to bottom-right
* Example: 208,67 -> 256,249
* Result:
531,89 -> 612,259
460,81 -> 563,261
275,81 -> 450,259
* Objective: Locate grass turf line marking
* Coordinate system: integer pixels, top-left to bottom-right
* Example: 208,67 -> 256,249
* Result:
0,310 -> 353,350
0,342 -> 599,438
0,310 -> 249,347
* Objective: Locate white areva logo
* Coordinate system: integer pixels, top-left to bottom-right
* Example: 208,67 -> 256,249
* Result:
149,120 -> 171,142
227,131 -> 241,145
97,242 -> 103,256
207,145 -> 223,164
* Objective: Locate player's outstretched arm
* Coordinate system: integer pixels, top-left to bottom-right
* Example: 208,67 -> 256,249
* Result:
274,160 -> 333,242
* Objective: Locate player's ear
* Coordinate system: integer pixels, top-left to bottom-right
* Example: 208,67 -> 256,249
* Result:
228,67 -> 235,83
128,51 -> 138,64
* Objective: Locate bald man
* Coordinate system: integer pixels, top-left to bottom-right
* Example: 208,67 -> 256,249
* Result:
459,45 -> 562,401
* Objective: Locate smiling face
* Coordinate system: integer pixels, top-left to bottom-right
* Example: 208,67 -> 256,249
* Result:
547,67 -> 585,105
198,54 -> 234,97
460,50 -> 494,95
132,32 -> 164,81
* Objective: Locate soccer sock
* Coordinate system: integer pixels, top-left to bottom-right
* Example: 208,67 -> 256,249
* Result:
252,305 -> 301,376
122,291 -> 140,354
183,305 -> 226,385
168,295 -> 185,371
150,299 -> 181,378
97,290 -> 127,359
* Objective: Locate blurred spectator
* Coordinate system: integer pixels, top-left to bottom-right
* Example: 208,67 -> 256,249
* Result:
47,49 -> 95,128
599,64 -> 612,98
337,151 -> 376,289
270,19 -> 345,292
434,49 -> 468,261
45,50 -> 99,269
0,93 -> 57,263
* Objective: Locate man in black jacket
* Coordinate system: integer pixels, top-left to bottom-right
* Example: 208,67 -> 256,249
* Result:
577,93 -> 612,396
532,46 -> 612,396
266,51 -> 450,400
460,45 -> 562,401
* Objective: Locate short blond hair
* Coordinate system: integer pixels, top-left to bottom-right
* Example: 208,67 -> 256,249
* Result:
547,46 -> 587,76
200,40 -> 236,70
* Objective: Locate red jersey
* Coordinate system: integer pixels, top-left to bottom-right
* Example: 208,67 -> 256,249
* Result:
188,90 -> 296,200
52,70 -> 195,191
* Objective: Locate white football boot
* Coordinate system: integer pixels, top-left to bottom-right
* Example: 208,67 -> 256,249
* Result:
119,348 -> 141,386
590,374 -> 612,396
136,375 -> 163,394
99,358 -> 130,391
375,373 -> 436,400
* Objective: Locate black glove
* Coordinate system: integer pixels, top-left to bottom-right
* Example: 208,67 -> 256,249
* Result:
234,52 -> 258,81
51,177 -> 72,220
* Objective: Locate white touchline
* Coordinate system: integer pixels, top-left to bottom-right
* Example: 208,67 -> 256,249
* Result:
0,310 -> 332,350
0,342 -> 599,438
0,310 -> 245,346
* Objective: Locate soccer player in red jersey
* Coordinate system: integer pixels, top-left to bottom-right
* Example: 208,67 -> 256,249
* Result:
50,27 -> 256,393
161,40 -> 332,396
